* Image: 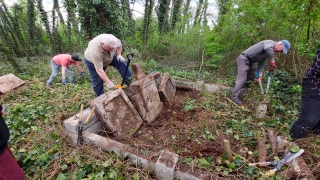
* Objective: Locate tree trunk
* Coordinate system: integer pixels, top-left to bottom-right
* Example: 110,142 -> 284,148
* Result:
171,0 -> 182,30
194,0 -> 203,26
142,0 -> 154,44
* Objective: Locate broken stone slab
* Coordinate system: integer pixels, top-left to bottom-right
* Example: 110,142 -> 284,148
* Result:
90,89 -> 143,137
156,150 -> 179,180
132,63 -> 146,80
256,103 -> 267,118
174,80 -> 232,94
174,171 -> 201,180
63,107 -> 103,135
158,73 -> 176,106
65,131 -> 216,180
0,73 -> 25,94
66,131 -> 156,171
125,73 -> 163,123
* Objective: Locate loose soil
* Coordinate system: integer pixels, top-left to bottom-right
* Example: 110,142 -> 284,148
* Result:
107,87 -> 236,178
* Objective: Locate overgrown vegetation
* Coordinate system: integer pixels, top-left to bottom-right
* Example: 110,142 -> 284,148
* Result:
1,55 -> 319,179
1,0 -> 320,179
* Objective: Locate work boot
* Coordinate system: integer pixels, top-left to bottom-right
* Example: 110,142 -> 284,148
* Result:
124,79 -> 132,86
231,98 -> 243,106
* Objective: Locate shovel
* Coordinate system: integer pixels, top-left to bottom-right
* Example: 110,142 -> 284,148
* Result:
115,53 -> 134,89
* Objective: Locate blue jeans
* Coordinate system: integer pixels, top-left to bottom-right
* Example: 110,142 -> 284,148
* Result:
84,55 -> 132,97
47,60 -> 73,85
290,87 -> 320,139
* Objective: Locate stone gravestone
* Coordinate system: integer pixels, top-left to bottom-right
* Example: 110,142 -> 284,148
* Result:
158,73 -> 176,107
90,89 -> 143,137
125,72 -> 163,123
0,73 -> 25,94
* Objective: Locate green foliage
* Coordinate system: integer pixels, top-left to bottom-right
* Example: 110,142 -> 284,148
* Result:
77,0 -> 125,40
183,98 -> 196,112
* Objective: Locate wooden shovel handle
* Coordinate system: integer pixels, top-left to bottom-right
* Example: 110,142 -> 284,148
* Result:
79,104 -> 84,123
84,106 -> 96,124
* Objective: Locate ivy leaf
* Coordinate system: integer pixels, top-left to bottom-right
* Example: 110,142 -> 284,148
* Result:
234,134 -> 240,141
61,164 -> 68,171
55,173 -> 66,180
200,158 -> 210,168
290,144 -> 300,153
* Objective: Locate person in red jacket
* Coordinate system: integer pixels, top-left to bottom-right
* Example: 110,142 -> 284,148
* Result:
46,54 -> 85,86
0,105 -> 25,179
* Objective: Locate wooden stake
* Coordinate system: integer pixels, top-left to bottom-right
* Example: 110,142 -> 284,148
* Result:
268,129 -> 276,154
223,139 -> 233,162
258,130 -> 267,162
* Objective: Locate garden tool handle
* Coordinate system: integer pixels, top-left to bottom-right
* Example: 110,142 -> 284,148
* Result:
258,79 -> 264,94
264,168 -> 277,178
79,104 -> 84,123
121,53 -> 134,86
248,162 -> 271,167
127,52 -> 134,60
84,107 -> 96,124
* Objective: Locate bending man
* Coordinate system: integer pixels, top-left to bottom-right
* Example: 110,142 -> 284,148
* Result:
46,54 -> 85,86
84,34 -> 132,97
231,40 -> 290,105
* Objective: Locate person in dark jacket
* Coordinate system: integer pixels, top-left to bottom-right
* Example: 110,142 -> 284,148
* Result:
290,45 -> 320,140
0,104 -> 25,179
231,40 -> 291,105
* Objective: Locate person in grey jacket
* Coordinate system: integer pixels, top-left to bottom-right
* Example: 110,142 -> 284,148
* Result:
231,40 -> 290,105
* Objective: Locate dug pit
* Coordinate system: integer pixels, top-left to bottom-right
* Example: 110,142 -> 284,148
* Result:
64,83 -> 231,179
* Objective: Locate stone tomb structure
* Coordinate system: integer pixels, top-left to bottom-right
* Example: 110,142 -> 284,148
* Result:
63,72 -> 240,180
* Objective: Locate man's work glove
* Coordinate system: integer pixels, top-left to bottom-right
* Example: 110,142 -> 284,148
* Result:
107,82 -> 114,89
255,76 -> 263,83
81,72 -> 85,77
269,62 -> 276,72
62,79 -> 67,85
117,55 -> 125,63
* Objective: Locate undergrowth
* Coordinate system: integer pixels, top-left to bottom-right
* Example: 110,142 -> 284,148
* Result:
0,56 -> 319,179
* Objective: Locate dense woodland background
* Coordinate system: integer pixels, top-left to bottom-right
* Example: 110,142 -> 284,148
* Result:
1,0 -> 320,179
1,0 -> 320,79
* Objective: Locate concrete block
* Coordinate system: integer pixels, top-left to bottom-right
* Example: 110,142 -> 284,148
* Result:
158,73 -> 176,106
0,73 -> 25,94
63,107 -> 103,135
156,150 -> 179,180
90,89 -> 143,137
174,80 -> 196,89
204,83 -> 231,94
196,80 -> 204,91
